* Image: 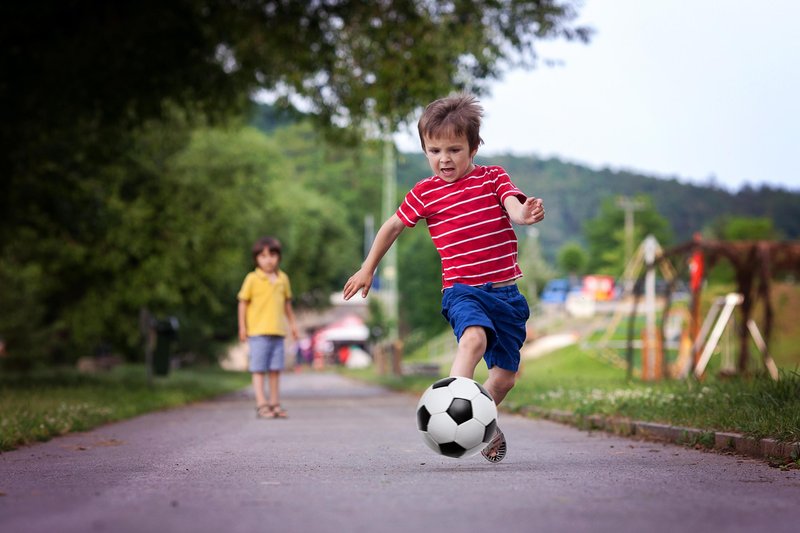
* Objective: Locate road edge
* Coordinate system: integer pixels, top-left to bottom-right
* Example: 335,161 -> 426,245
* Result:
516,405 -> 800,465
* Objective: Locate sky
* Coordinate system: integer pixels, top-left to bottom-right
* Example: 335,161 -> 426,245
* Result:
394,0 -> 800,192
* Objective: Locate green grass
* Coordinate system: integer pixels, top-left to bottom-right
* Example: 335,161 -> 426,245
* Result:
510,346 -> 800,442
346,344 -> 800,443
0,364 -> 250,452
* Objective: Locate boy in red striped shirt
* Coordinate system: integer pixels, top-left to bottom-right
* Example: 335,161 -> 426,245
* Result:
343,94 -> 545,462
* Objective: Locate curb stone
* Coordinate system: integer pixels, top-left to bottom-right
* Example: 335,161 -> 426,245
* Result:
516,406 -> 800,463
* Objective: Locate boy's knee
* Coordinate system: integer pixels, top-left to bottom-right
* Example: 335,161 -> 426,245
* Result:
495,373 -> 516,393
487,370 -> 516,401
460,326 -> 487,350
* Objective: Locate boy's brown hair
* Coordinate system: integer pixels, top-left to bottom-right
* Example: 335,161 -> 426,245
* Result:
252,236 -> 282,264
417,93 -> 484,152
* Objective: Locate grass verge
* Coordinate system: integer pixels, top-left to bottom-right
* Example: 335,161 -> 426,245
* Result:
0,364 -> 250,452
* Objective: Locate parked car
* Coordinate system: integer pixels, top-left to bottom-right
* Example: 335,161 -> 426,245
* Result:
540,278 -> 579,304
541,275 -> 617,304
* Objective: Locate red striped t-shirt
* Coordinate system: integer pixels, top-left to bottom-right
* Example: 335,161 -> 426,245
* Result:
396,165 -> 527,289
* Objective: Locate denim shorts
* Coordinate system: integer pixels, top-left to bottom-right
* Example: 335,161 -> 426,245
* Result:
441,283 -> 530,372
248,335 -> 286,372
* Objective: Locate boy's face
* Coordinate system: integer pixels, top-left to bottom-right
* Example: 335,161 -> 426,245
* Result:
423,132 -> 477,183
256,248 -> 280,274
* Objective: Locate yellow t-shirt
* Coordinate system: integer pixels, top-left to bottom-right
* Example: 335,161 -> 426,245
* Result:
237,269 -> 293,337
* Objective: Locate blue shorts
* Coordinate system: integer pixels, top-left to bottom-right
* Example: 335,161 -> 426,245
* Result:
248,335 -> 285,372
441,283 -> 530,372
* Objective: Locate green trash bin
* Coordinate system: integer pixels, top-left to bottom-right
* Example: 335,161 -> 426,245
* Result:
153,317 -> 179,376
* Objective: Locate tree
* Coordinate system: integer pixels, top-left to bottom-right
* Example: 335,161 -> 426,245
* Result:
584,195 -> 674,275
267,1 -> 592,134
701,216 -> 781,284
517,228 -> 557,303
0,111 -> 363,364
398,224 -> 447,344
52,116 -> 297,360
718,216 -> 780,241
557,241 -> 587,276
1,1 -> 591,363
3,1 -> 591,241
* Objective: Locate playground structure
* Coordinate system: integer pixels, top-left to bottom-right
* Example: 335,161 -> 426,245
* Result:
681,292 -> 778,380
589,235 -> 800,381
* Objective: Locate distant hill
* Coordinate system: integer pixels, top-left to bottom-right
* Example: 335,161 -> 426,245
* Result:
396,152 -> 800,258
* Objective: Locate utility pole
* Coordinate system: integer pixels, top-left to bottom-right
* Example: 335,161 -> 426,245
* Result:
363,214 -> 375,262
616,195 -> 645,293
381,129 -> 399,341
525,226 -> 541,306
642,235 -> 659,380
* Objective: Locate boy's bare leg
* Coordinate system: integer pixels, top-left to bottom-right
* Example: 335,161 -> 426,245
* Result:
449,328 -> 517,463
449,326 -> 487,379
483,366 -> 517,406
449,326 -> 517,405
252,372 -> 267,407
480,365 -> 516,462
267,370 -> 287,418
267,370 -> 281,406
450,326 -> 507,459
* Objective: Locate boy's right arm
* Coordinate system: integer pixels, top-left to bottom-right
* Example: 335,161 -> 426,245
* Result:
343,214 -> 405,300
237,300 -> 248,342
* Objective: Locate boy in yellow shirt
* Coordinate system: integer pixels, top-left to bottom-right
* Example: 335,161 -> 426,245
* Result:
238,236 -> 299,419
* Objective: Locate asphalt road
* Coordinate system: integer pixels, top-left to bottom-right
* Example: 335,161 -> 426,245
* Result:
1,372 -> 798,533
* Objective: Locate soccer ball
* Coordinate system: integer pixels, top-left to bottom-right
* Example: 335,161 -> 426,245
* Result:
416,376 -> 498,458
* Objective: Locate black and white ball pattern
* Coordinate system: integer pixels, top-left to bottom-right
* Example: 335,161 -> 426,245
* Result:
416,376 -> 498,458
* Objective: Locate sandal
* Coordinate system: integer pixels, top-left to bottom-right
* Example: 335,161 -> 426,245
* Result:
481,428 -> 507,463
269,404 -> 288,419
255,404 -> 274,419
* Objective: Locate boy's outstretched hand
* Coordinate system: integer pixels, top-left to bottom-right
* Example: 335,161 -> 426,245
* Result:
343,269 -> 373,300
507,196 -> 545,226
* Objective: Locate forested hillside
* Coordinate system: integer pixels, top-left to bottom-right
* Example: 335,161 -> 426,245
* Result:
397,152 -> 800,259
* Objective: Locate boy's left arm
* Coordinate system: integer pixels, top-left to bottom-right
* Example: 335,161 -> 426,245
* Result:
504,196 -> 545,226
284,300 -> 299,341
